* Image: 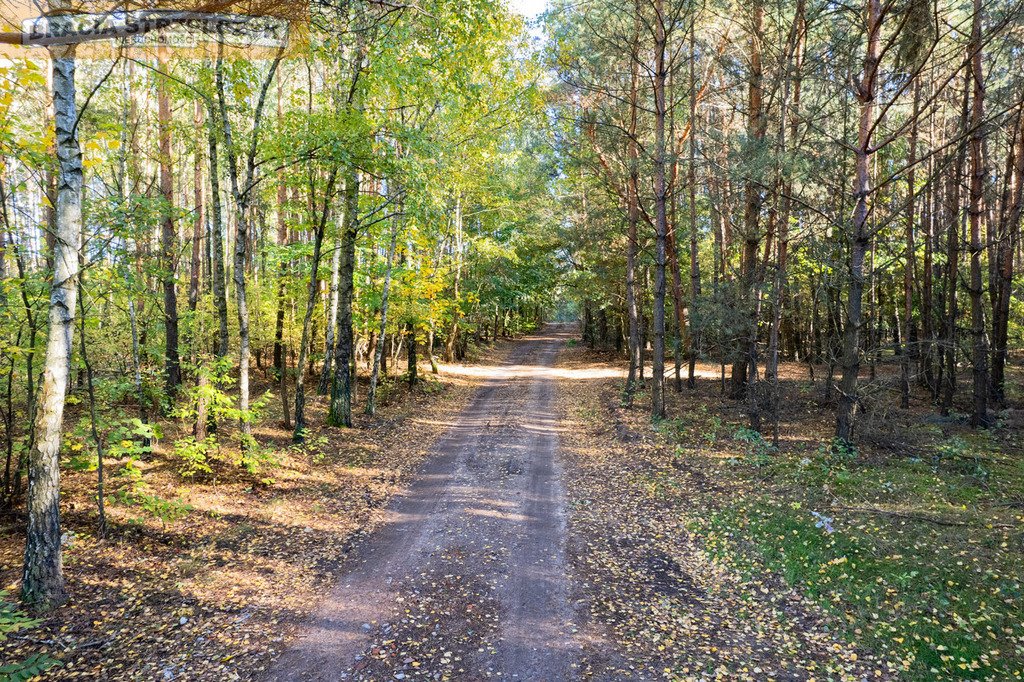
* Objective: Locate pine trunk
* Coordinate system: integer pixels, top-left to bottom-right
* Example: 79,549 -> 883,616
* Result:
836,0 -> 880,443
651,0 -> 668,420
158,51 -> 181,396
967,0 -> 989,427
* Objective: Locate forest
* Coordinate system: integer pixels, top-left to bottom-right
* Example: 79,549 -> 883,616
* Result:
553,0 -> 1023,434
0,0 -> 1021,679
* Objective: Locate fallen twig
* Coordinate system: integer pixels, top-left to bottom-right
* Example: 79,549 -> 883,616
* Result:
11,635 -> 72,651
834,505 -> 1017,530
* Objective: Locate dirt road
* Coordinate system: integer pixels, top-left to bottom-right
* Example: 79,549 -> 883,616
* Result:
269,326 -> 579,681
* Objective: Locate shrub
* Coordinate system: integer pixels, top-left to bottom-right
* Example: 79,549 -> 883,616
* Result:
733,427 -> 777,467
174,436 -> 218,478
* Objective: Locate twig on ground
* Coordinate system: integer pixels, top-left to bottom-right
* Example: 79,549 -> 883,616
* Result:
834,505 -> 1016,530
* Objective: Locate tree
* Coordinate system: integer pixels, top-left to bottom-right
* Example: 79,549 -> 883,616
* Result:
835,0 -> 881,443
158,47 -> 182,396
293,165 -> 338,440
215,50 -> 283,442
22,4 -> 82,611
650,0 -> 670,420
967,0 -> 989,428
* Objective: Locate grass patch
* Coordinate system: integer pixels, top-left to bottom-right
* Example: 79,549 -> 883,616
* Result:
610,383 -> 1024,682
696,498 -> 1022,679
681,428 -> 1024,681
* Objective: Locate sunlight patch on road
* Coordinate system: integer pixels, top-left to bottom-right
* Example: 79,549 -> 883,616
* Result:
465,507 -> 532,522
441,363 -> 623,381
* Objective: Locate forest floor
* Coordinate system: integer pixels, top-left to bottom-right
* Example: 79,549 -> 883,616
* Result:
558,344 -> 1023,681
0,342 -> 513,680
2,328 -> 1022,681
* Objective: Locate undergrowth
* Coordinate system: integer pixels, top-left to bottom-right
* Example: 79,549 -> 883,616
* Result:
659,403 -> 1024,680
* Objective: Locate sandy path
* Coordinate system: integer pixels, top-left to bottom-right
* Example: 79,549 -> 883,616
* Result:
268,326 -> 578,681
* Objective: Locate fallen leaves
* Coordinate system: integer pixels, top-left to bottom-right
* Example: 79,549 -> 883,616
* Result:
0,370 -> 484,680
555,348 -> 890,681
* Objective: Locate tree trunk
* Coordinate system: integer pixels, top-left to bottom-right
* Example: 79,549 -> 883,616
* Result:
0,182 -> 6,301
23,40 -> 81,611
194,366 -> 209,441
651,0 -> 669,420
666,219 -> 686,393
667,47 -> 684,394
901,79 -> 921,409
273,87 -> 290,380
318,209 -> 343,394
941,82 -> 970,415
836,0 -> 880,443
445,195 -> 463,364
233,208 -> 252,439
329,170 -> 360,427
6,233 -> 36,500
624,5 -> 642,402
967,0 -> 989,428
687,21 -> 702,390
732,0 -> 766,401
77,281 -> 106,536
428,328 -> 439,374
767,0 -> 805,442
158,51 -> 181,396
273,215 -> 288,375
0,177 -> 13,501
188,100 -> 204,317
407,322 -> 418,388
274,169 -> 291,431
207,110 -> 229,359
216,52 -> 282,442
366,211 -> 401,416
117,86 -> 149,434
42,65 -> 57,271
921,96 -> 937,395
991,108 -> 1023,405
293,173 -> 335,440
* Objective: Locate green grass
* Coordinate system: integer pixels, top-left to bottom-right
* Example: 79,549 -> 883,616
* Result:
686,438 -> 1024,681
630,398 -> 1024,680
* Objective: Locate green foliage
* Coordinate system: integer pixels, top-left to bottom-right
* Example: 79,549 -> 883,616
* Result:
290,430 -> 331,465
0,593 -> 38,642
0,592 -> 60,681
818,437 -> 859,464
107,419 -> 160,460
173,436 -> 218,479
172,358 -> 237,427
732,427 -> 777,467
683,417 -> 1024,681
698,497 -> 1023,680
110,489 -> 193,526
0,653 -> 61,682
68,412 -> 157,469
653,417 -> 687,440
700,413 -> 724,447
933,436 -> 992,482
238,434 -> 280,480
651,405 -> 725,448
170,359 -> 277,476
